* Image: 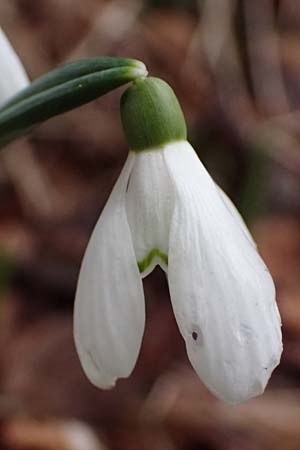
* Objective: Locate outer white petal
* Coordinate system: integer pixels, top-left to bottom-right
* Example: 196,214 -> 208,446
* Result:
0,27 -> 29,106
74,153 -> 145,388
217,186 -> 256,247
164,141 -> 282,404
126,149 -> 174,276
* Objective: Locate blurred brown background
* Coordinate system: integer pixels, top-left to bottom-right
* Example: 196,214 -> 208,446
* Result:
1,0 -> 300,449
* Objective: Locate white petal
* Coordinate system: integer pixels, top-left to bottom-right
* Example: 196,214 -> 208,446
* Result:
74,153 -> 145,388
217,186 -> 256,247
0,27 -> 29,106
126,148 -> 174,276
164,141 -> 282,404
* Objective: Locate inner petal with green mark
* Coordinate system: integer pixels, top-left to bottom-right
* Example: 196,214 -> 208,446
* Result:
137,247 -> 168,275
125,147 -> 175,277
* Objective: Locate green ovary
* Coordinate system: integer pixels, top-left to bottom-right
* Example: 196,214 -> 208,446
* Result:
137,248 -> 168,273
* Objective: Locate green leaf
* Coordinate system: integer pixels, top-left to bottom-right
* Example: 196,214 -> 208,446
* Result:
0,57 -> 147,149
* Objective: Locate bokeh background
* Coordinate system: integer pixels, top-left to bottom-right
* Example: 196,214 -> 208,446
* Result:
1,0 -> 300,449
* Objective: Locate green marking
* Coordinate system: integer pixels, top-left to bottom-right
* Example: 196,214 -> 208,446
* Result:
138,248 -> 168,273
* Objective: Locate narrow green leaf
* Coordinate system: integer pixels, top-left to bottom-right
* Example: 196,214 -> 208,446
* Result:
0,57 -> 147,149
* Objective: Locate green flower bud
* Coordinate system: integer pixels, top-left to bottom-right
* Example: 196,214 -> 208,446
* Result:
120,77 -> 187,152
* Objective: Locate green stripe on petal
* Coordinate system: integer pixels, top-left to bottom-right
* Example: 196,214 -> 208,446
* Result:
137,248 -> 168,273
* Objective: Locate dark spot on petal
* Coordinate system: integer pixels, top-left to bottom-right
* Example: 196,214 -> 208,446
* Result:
190,325 -> 204,346
192,331 -> 198,341
126,174 -> 132,192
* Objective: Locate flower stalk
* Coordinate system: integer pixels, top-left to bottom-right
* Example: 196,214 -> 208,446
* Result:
0,57 -> 147,149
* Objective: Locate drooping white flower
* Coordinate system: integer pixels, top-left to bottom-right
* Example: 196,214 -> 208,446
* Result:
0,27 -> 29,106
74,77 -> 282,404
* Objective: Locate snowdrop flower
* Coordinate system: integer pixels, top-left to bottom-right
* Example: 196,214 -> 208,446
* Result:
0,27 -> 28,106
74,77 -> 282,404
